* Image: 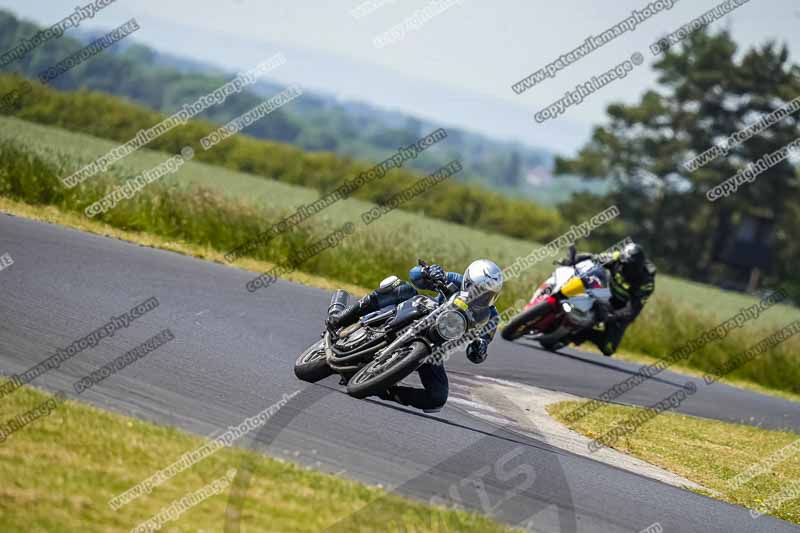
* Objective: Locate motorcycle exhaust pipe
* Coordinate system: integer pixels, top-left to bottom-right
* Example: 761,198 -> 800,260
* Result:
328,290 -> 349,316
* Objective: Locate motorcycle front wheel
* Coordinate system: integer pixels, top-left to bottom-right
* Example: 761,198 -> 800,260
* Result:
346,341 -> 430,399
501,300 -> 554,341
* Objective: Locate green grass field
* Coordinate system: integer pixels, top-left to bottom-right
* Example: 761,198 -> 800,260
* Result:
1,115 -> 798,397
0,385 -> 510,532
548,400 -> 800,525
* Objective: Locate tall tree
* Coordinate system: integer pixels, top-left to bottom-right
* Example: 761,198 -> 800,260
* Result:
556,30 -> 800,294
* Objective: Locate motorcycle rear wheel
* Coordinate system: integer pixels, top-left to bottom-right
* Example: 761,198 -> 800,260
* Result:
539,340 -> 566,352
294,338 -> 335,383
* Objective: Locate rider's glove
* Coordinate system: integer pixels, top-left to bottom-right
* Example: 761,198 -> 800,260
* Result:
425,264 -> 446,284
466,339 -> 488,364
556,253 -> 596,267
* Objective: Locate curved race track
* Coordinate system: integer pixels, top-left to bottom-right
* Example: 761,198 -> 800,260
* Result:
0,213 -> 797,532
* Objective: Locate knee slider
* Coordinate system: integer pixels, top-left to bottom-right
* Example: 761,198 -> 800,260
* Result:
377,275 -> 401,293
431,390 -> 448,409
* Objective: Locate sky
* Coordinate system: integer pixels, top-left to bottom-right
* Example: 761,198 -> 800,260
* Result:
2,0 -> 799,155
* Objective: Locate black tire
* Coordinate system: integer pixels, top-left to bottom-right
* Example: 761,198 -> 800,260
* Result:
501,301 -> 554,341
539,340 -> 566,352
294,338 -> 335,383
346,341 -> 430,399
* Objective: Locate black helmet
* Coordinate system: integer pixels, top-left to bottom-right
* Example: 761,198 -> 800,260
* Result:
620,242 -> 646,279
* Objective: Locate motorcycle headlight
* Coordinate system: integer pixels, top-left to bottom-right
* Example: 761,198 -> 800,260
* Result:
436,311 -> 467,340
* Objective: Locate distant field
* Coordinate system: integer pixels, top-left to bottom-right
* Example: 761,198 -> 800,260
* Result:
0,116 -> 798,395
2,116 -> 794,322
0,116 -> 559,302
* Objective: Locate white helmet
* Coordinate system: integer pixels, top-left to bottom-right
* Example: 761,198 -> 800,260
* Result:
462,259 -> 503,309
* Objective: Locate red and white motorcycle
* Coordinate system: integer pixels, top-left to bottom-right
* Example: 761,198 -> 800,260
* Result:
501,246 -> 612,351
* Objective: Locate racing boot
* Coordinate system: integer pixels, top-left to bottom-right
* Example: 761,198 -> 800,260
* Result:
327,294 -> 377,334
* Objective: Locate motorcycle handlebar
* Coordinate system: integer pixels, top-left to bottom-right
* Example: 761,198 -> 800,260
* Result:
418,259 -> 458,298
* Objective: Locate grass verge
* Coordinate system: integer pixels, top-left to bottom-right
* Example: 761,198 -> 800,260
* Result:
0,385 -> 512,533
547,400 -> 800,525
0,196 -> 369,298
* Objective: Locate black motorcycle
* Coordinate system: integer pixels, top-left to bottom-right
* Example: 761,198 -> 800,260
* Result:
294,260 -> 473,399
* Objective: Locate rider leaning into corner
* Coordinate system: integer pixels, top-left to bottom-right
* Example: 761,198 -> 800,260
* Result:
327,260 -> 503,413
559,242 -> 656,357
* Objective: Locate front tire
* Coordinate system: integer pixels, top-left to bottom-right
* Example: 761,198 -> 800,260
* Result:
346,341 -> 430,399
294,338 -> 335,383
501,300 -> 554,341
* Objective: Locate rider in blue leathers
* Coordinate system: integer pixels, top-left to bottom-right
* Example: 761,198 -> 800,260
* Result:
327,260 -> 503,412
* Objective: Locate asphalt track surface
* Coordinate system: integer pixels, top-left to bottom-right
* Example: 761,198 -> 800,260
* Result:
1,213 -> 798,533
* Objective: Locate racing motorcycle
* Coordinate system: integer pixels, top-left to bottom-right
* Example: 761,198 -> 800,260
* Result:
294,260 -> 475,399
501,246 -> 612,351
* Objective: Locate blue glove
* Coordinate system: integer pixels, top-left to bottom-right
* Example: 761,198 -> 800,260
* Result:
425,264 -> 446,284
466,339 -> 488,364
